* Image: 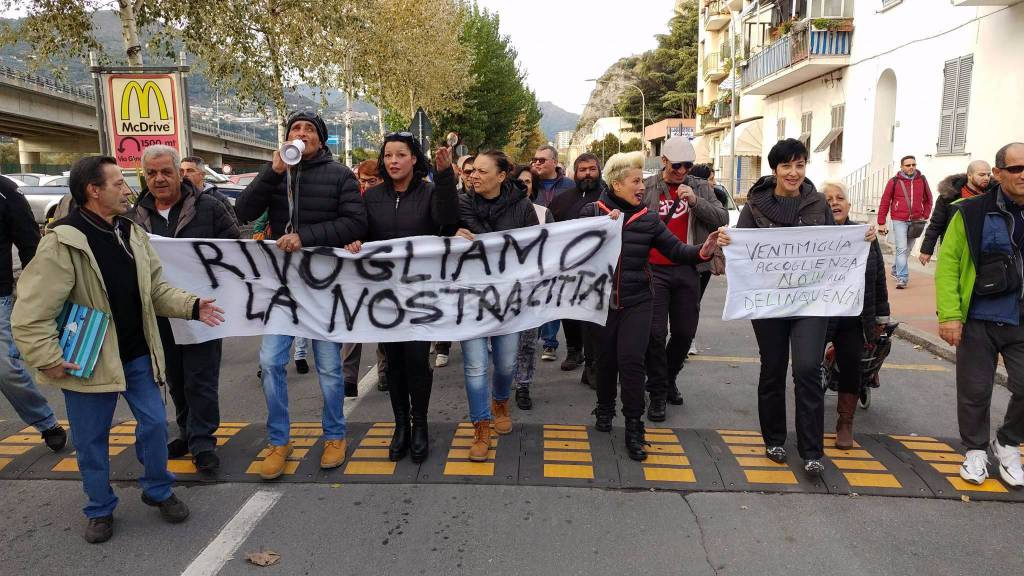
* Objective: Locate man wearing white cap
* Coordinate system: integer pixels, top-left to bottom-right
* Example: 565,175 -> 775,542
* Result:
642,137 -> 728,421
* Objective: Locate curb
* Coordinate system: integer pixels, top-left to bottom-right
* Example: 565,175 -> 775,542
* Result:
893,322 -> 1008,387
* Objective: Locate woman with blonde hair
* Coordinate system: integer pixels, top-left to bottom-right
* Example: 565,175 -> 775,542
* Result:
581,151 -> 719,460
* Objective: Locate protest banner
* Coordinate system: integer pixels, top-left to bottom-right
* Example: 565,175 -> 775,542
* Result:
721,225 -> 870,320
151,218 -> 622,344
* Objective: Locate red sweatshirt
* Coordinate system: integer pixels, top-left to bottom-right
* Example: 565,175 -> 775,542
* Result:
877,171 -> 933,224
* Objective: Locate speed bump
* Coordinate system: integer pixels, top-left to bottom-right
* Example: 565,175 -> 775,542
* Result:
519,424 -> 618,488
701,429 -> 826,493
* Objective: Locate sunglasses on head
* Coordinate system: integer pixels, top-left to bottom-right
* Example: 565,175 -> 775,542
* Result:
999,165 -> 1024,175
385,131 -> 414,138
669,161 -> 693,170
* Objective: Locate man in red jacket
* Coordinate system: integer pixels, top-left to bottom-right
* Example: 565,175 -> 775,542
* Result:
877,155 -> 933,288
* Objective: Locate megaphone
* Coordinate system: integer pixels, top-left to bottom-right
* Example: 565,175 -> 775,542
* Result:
280,139 -> 305,166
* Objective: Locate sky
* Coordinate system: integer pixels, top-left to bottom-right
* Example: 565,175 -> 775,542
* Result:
474,0 -> 678,115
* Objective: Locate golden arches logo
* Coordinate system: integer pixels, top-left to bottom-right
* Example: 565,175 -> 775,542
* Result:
120,81 -> 169,120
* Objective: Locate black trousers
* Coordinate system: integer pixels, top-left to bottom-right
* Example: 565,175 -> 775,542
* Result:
563,319 -> 583,353
382,341 -> 433,419
957,319 -> 1024,450
159,319 -> 222,456
342,343 -> 388,388
434,341 -> 451,355
699,270 -> 712,299
831,317 -> 864,395
596,301 -> 653,419
751,317 -> 828,459
645,265 -> 701,399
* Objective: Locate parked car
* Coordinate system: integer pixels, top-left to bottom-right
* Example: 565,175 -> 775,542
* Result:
229,172 -> 258,186
4,172 -> 48,186
1,175 -> 27,188
19,185 -> 70,224
40,175 -> 69,186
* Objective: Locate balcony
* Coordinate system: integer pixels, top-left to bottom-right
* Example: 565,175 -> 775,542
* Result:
704,0 -> 731,31
703,52 -> 729,82
952,0 -> 1020,5
740,23 -> 852,96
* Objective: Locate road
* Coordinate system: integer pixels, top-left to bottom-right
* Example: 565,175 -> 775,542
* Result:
0,277 -> 1021,576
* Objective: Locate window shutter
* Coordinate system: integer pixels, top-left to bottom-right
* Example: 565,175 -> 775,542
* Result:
937,58 -> 959,154
952,55 -> 973,153
777,118 -> 786,141
828,104 -> 845,162
800,112 -> 812,150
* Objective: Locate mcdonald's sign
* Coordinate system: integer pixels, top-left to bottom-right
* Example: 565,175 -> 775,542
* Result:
102,72 -> 187,168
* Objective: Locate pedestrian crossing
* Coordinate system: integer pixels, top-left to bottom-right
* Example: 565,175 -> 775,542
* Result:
1,420 -> 1023,502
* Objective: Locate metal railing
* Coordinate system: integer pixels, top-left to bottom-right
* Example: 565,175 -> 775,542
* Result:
703,52 -> 725,79
704,0 -> 729,21
190,120 -> 276,148
741,26 -> 852,88
0,64 -> 95,103
844,161 -> 898,222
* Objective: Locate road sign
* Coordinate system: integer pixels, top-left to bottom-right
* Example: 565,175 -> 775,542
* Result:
327,135 -> 340,145
100,72 -> 188,169
408,107 -> 432,152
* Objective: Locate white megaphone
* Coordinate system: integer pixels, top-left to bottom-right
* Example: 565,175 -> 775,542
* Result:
280,139 -> 306,166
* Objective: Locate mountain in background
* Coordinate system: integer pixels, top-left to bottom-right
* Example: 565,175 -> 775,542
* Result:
538,101 -> 580,143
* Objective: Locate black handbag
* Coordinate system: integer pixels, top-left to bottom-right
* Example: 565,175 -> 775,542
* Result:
975,251 -> 1022,297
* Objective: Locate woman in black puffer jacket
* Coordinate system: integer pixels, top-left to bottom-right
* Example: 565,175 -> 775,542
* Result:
717,139 -> 875,477
580,151 -> 719,461
454,151 -> 540,462
344,133 -> 459,464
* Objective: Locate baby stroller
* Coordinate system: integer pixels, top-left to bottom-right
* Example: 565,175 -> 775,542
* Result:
821,322 -> 900,409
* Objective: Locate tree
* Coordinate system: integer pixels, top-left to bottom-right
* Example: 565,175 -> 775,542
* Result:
434,2 -> 539,151
616,0 -> 699,130
503,120 -> 547,165
586,134 -> 642,162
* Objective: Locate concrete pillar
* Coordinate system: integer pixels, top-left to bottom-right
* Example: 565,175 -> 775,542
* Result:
203,152 -> 224,170
17,140 -> 41,172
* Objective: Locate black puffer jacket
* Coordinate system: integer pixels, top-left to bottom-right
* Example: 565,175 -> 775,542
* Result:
919,173 -> 997,256
828,218 -> 891,344
736,176 -> 833,228
547,180 -> 607,222
459,179 -> 539,233
235,148 -> 366,247
363,167 -> 459,241
581,190 -> 706,309
0,176 -> 39,297
130,180 -> 239,240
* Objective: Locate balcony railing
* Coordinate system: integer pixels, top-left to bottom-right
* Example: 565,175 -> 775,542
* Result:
741,25 -> 852,89
704,0 -> 731,30
703,52 -> 726,80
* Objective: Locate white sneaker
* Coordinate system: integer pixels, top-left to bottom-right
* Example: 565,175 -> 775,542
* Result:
960,449 -> 989,485
435,353 -> 449,368
991,439 -> 1024,487
688,343 -> 698,355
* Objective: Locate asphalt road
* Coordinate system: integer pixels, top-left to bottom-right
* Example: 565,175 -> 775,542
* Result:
1,276 -> 1020,576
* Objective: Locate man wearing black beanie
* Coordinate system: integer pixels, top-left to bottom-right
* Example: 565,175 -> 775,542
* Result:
235,110 -> 367,480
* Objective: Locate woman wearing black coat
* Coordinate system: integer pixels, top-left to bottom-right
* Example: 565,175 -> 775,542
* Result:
580,151 -> 719,461
717,139 -> 875,477
344,133 -> 459,464
822,181 -> 890,450
454,151 -> 540,462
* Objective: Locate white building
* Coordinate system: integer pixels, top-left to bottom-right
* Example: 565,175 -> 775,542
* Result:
556,130 -> 574,150
698,0 -> 1024,220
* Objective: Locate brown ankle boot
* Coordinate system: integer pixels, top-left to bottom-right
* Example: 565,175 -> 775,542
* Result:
469,421 -> 492,462
491,399 -> 512,435
836,392 -> 858,450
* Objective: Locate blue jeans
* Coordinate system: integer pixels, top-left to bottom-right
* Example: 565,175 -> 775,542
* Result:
260,335 -> 344,445
63,355 -> 174,518
461,333 -> 519,422
0,295 -> 58,432
293,337 -> 308,360
891,219 -> 915,283
539,320 -> 560,349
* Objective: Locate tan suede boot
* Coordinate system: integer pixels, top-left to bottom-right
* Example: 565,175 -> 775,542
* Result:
836,393 -> 858,450
469,421 -> 492,462
491,399 -> 512,435
259,443 -> 294,480
320,439 -> 347,469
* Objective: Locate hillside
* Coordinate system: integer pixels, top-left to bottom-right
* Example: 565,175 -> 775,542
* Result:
538,101 -> 579,142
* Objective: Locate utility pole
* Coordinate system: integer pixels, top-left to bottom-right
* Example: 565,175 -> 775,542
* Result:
729,11 -> 738,197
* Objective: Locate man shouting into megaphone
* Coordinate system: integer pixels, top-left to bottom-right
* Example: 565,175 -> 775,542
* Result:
235,110 -> 368,480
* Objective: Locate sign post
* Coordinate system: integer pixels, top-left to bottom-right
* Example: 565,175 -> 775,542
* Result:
408,107 -> 433,155
92,60 -> 191,169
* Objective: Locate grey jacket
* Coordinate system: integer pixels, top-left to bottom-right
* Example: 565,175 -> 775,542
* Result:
643,171 -> 728,273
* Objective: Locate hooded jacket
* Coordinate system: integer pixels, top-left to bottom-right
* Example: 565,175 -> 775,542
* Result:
547,179 -> 607,223
235,147 -> 366,247
533,166 -> 575,207
644,171 -> 729,273
920,172 -> 997,256
581,190 -> 707,309
459,179 -> 539,234
129,180 -> 239,241
829,218 -> 890,343
736,176 -> 834,228
362,167 -> 460,242
877,170 -> 933,224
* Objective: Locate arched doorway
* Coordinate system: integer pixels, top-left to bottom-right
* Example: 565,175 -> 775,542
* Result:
871,69 -> 898,170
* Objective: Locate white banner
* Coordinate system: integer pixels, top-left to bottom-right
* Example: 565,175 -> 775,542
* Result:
150,218 -> 622,344
721,225 -> 870,320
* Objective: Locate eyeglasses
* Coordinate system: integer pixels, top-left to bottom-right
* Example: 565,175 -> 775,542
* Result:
530,157 -> 552,164
998,165 -> 1024,175
669,161 -> 693,170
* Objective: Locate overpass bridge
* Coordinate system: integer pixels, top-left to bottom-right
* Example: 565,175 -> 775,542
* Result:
0,64 -> 275,171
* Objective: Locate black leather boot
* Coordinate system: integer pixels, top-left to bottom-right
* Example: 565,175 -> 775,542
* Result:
624,418 -> 649,461
389,415 -> 410,461
593,403 -> 615,432
667,383 -> 684,405
582,364 -> 598,390
410,412 -> 429,463
647,395 -> 667,422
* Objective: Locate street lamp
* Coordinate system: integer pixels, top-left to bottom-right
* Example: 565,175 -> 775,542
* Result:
586,78 -> 647,154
